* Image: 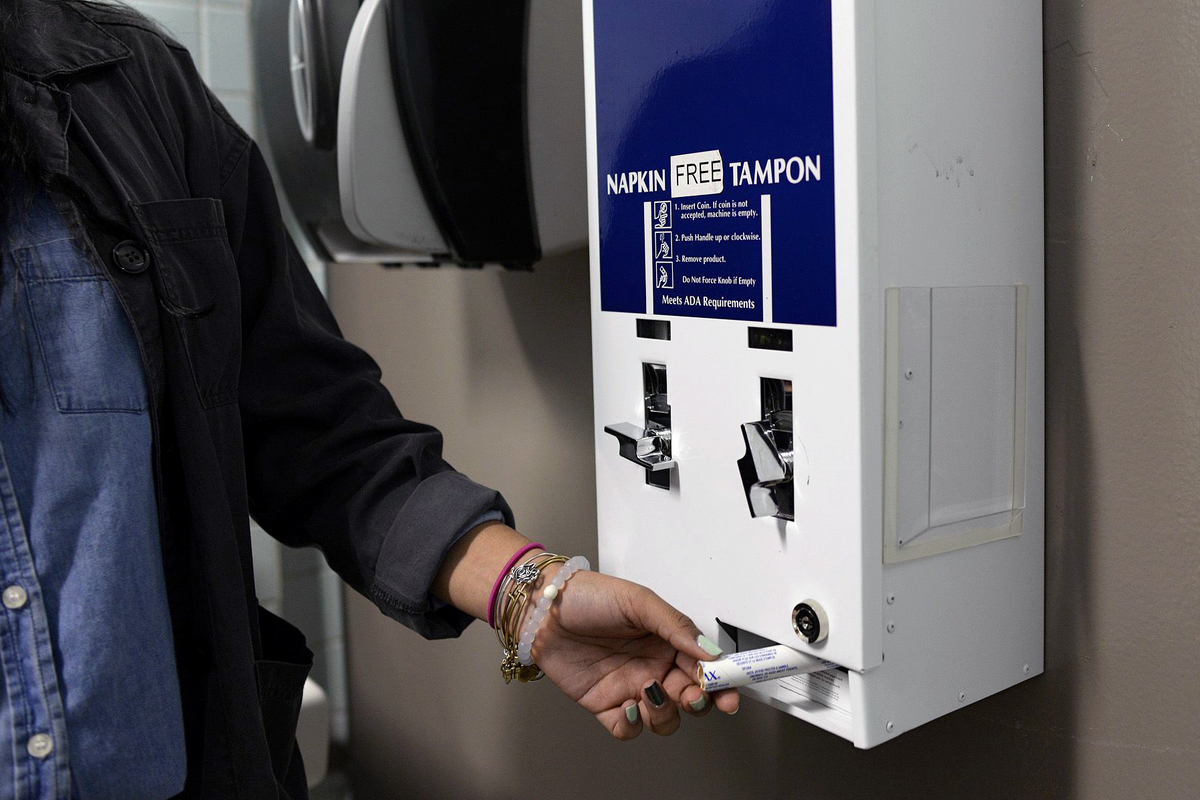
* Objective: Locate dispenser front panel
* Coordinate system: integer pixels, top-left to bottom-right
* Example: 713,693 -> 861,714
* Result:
586,0 -> 873,684
593,1 -> 837,327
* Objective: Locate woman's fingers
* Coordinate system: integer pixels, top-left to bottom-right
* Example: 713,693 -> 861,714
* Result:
606,701 -> 643,741
600,668 -> 736,739
639,680 -> 681,736
710,687 -> 740,715
674,650 -> 740,715
662,666 -> 710,716
630,588 -> 722,665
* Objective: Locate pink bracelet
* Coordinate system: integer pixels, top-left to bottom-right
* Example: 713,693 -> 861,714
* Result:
487,542 -> 544,628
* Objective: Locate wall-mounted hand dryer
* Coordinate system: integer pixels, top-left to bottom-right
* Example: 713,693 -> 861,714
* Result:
252,0 -> 586,268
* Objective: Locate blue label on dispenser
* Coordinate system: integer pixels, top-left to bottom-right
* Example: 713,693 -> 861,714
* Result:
593,1 -> 836,326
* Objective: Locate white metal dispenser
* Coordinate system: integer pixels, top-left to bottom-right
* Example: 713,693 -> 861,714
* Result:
584,0 -> 1043,747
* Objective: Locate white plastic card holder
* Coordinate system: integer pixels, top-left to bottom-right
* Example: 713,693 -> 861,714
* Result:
884,285 -> 1029,564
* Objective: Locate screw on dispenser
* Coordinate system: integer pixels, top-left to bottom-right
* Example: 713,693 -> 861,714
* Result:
791,600 -> 829,644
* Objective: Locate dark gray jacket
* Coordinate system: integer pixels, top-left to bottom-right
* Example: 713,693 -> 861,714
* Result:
4,1 -> 511,796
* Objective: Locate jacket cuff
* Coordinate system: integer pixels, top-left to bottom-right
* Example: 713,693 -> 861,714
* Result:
369,471 -> 514,639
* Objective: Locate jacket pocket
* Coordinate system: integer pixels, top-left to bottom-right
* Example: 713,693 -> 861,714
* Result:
255,606 -> 314,786
15,237 -> 149,413
130,197 -> 242,408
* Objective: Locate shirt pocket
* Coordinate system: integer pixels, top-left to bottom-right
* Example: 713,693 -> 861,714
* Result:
15,237 -> 149,414
131,198 -> 242,409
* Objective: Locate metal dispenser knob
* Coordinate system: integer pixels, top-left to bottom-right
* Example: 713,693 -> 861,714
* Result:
604,423 -> 674,472
605,363 -> 674,489
737,409 -> 795,520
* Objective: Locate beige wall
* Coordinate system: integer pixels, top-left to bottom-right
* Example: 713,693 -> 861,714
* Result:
327,1 -> 1200,796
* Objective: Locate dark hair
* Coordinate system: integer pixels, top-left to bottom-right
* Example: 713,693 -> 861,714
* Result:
0,2 -> 39,410
1,1 -> 45,215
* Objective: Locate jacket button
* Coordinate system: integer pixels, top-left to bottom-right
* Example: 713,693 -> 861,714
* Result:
26,733 -> 53,759
2,586 -> 27,610
112,240 -> 151,274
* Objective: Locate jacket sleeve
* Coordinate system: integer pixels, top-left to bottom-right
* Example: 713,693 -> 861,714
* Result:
218,133 -> 512,639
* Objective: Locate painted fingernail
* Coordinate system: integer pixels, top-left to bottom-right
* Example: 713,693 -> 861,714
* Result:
645,681 -> 666,708
697,634 -> 723,657
689,695 -> 707,712
625,704 -> 639,724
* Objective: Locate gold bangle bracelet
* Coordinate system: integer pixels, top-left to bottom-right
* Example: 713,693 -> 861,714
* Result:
496,554 -> 567,684
493,552 -> 561,649
501,556 -> 566,645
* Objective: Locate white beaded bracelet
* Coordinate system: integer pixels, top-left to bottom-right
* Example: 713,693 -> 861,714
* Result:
516,555 -> 590,667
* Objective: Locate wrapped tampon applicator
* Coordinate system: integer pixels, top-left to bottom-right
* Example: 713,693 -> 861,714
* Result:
696,645 -> 839,691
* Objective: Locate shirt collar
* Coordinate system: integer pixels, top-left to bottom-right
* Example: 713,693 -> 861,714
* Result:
7,0 -> 132,82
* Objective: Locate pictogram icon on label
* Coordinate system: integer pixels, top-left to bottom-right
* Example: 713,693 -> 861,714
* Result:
653,201 -> 672,230
654,231 -> 672,261
655,261 -> 674,289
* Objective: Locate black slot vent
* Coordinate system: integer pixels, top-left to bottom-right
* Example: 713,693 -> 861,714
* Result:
637,319 -> 671,340
748,326 -> 793,352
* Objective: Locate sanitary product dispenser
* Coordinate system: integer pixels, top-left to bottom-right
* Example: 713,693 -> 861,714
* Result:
585,0 -> 1044,747
252,0 -> 586,267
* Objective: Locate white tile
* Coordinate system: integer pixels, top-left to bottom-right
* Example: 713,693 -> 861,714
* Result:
216,93 -> 255,137
205,6 -> 252,93
281,569 -> 326,639
280,542 -> 323,576
250,521 -> 283,613
127,1 -> 201,58
318,566 -> 345,640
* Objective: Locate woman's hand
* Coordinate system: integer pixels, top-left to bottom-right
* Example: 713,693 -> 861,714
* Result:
430,523 -> 738,738
531,569 -> 739,739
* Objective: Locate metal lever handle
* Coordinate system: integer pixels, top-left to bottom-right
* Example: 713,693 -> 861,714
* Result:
604,422 -> 675,472
737,411 -> 795,520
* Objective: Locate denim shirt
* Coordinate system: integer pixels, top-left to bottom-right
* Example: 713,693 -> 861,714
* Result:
0,190 -> 186,799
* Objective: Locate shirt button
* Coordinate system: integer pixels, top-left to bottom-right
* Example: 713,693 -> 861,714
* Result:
112,240 -> 151,274
2,585 -> 27,610
26,734 -> 53,759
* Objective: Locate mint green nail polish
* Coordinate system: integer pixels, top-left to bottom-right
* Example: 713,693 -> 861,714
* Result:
689,696 -> 707,712
625,704 -> 639,724
697,634 -> 723,657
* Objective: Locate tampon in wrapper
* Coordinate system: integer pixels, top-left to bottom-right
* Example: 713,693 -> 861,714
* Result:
695,645 -> 839,691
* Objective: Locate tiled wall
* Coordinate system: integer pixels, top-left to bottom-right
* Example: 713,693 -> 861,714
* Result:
127,0 -> 255,136
123,0 -> 349,743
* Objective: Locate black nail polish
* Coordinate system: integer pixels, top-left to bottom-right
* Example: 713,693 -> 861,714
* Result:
645,681 -> 666,708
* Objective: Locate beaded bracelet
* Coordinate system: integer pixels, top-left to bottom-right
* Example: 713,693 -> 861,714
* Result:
516,555 -> 590,667
495,553 -> 567,684
494,552 -> 564,652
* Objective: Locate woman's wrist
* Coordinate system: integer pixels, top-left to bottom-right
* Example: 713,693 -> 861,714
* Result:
487,542 -> 544,627
431,521 -> 537,622
507,559 -> 565,640
515,556 -> 589,667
